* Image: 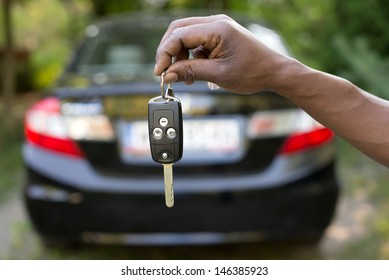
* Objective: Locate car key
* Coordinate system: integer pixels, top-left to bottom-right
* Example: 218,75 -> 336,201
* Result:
148,74 -> 183,207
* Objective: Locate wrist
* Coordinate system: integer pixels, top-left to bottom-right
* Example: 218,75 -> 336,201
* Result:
265,55 -> 312,99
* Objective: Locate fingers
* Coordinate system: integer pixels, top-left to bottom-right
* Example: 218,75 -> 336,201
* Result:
154,15 -> 233,77
165,57 -> 219,85
158,14 -> 232,48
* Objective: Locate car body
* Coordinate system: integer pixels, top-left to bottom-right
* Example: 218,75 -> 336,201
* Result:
22,13 -> 339,246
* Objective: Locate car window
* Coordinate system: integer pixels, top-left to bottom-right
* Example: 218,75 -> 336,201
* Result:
107,45 -> 145,65
71,29 -> 161,82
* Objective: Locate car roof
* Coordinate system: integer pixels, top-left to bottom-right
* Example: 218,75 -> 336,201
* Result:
84,12 -> 290,56
87,11 -> 271,33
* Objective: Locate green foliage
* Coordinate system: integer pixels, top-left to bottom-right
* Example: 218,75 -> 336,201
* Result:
88,0 -> 248,15
89,0 -> 144,16
7,0 -> 91,90
325,0 -> 389,96
248,0 -> 337,69
333,0 -> 389,57
0,120 -> 24,201
333,36 -> 389,99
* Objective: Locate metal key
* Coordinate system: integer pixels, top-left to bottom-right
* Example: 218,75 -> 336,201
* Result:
148,74 -> 183,207
163,163 -> 174,207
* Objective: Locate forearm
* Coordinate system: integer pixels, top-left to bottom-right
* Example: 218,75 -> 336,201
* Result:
155,15 -> 389,166
273,58 -> 389,166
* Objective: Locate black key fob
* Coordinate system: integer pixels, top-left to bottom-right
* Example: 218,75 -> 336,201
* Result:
148,93 -> 183,164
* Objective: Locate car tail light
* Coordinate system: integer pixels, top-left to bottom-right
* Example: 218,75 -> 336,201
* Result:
24,97 -> 84,158
279,127 -> 334,154
247,109 -> 334,154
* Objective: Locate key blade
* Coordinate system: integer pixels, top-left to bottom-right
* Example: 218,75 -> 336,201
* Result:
163,163 -> 174,208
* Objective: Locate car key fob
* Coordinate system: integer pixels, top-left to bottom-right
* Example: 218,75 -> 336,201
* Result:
148,90 -> 183,164
148,79 -> 183,208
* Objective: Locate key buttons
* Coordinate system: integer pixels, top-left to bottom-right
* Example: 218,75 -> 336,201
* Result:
159,117 -> 168,127
152,127 -> 163,140
166,128 -> 177,139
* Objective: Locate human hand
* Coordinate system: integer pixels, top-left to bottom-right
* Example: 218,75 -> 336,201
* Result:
154,14 -> 291,94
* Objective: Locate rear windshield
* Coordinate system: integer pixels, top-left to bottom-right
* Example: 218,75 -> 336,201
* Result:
70,27 -> 163,82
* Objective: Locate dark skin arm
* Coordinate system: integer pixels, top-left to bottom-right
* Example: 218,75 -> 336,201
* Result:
154,15 -> 389,167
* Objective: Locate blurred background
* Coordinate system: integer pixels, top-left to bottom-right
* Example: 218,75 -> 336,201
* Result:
1,0 -> 389,259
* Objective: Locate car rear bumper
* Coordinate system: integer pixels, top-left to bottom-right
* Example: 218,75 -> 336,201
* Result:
24,162 -> 339,245
22,142 -> 335,193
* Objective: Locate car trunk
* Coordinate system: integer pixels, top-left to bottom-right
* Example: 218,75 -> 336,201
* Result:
56,82 -> 296,178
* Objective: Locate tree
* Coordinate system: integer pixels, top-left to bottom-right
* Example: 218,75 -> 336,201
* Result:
1,0 -> 16,127
89,0 -> 143,16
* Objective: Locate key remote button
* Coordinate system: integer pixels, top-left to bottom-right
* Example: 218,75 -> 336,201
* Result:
166,127 -> 177,139
161,152 -> 169,159
152,127 -> 163,140
159,117 -> 168,127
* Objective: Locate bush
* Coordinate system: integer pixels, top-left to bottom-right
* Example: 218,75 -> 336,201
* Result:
333,35 -> 389,99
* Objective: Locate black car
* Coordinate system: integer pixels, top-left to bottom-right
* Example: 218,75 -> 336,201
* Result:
23,13 -> 339,245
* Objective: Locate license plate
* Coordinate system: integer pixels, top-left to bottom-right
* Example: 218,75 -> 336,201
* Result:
118,117 -> 245,163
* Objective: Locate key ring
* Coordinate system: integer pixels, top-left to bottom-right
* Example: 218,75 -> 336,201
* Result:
161,72 -> 174,99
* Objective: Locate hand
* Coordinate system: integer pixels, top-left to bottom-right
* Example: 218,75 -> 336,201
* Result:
156,15 -> 389,168
154,14 -> 290,94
